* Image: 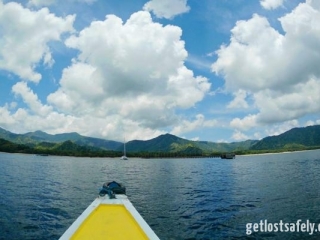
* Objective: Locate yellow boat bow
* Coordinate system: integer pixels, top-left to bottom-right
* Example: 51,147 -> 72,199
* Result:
60,181 -> 159,240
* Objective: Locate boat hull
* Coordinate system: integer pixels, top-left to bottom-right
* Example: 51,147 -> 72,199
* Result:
221,153 -> 236,159
60,194 -> 159,240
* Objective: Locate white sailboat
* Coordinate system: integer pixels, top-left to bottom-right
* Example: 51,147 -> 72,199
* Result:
120,138 -> 128,160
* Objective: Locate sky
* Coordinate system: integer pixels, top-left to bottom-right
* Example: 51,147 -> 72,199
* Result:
0,0 -> 320,142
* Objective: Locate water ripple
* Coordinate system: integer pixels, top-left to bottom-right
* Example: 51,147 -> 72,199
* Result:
1,151 -> 320,239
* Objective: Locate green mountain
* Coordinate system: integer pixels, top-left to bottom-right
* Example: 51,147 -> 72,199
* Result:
0,137 -> 121,157
0,127 -> 25,143
1,125 -> 320,157
23,130 -> 81,142
251,125 -> 320,150
0,128 -> 258,155
194,139 -> 258,153
125,134 -> 192,152
0,127 -> 122,150
125,133 -> 258,153
0,138 -> 32,153
34,140 -> 120,157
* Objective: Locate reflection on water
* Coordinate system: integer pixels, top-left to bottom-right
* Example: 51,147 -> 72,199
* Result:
0,150 -> 320,239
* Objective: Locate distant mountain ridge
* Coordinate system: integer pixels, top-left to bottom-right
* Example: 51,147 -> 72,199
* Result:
250,125 -> 320,150
126,133 -> 191,152
25,130 -> 81,142
0,127 -> 257,153
126,133 -> 257,153
0,127 -> 122,150
1,125 -> 320,155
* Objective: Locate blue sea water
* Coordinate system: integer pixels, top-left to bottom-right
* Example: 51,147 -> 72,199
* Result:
1,150 -> 320,239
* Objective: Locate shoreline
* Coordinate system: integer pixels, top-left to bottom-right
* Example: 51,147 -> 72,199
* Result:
240,148 -> 320,157
1,147 -> 320,159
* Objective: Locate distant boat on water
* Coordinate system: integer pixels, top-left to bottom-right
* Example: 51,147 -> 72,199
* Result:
120,138 -> 128,160
221,153 -> 235,159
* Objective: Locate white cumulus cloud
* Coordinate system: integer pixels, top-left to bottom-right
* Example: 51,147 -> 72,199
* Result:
213,1 -> 320,134
47,11 -> 210,140
227,89 -> 249,109
143,0 -> 190,19
265,120 -> 299,136
0,1 -> 75,82
260,0 -> 284,10
171,114 -> 217,136
231,130 -> 249,141
230,115 -> 258,131
12,82 -> 52,116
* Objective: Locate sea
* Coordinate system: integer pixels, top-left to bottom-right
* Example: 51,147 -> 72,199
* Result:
1,150 -> 320,240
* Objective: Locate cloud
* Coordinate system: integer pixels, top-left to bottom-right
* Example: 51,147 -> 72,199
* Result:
0,1 -> 75,82
0,105 -> 85,136
213,1 -> 320,131
74,0 -> 97,4
171,114 -> 217,136
27,0 -> 97,7
0,9 -> 210,141
308,0 -> 320,10
227,89 -> 249,109
231,130 -> 249,141
254,78 -> 320,124
0,96 -> 166,141
0,105 -> 16,126
231,112 -> 315,139
46,11 -> 210,140
212,14 -> 285,92
230,115 -> 257,131
27,0 -> 55,7
47,62 -> 104,115
260,0 -> 284,10
143,0 -> 190,19
305,119 -> 320,127
264,120 -> 299,136
12,82 -> 52,116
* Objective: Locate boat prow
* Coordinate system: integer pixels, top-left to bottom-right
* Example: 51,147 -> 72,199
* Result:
60,181 -> 159,240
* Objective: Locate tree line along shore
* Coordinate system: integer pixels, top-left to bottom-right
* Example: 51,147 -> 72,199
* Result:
1,138 -> 320,158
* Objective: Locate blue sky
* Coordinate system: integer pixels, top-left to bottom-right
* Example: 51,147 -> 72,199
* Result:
0,0 -> 319,142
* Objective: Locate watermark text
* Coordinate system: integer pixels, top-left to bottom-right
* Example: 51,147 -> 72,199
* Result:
246,220 -> 320,235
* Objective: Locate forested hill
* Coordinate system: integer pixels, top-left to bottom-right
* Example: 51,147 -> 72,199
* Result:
0,138 -> 121,157
126,133 -> 257,153
250,125 -> 320,150
0,127 -> 257,153
1,125 -> 320,157
0,127 -> 122,150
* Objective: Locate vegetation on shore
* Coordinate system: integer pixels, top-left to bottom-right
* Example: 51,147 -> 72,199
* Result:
0,138 -> 121,157
1,137 -> 320,158
0,125 -> 320,158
